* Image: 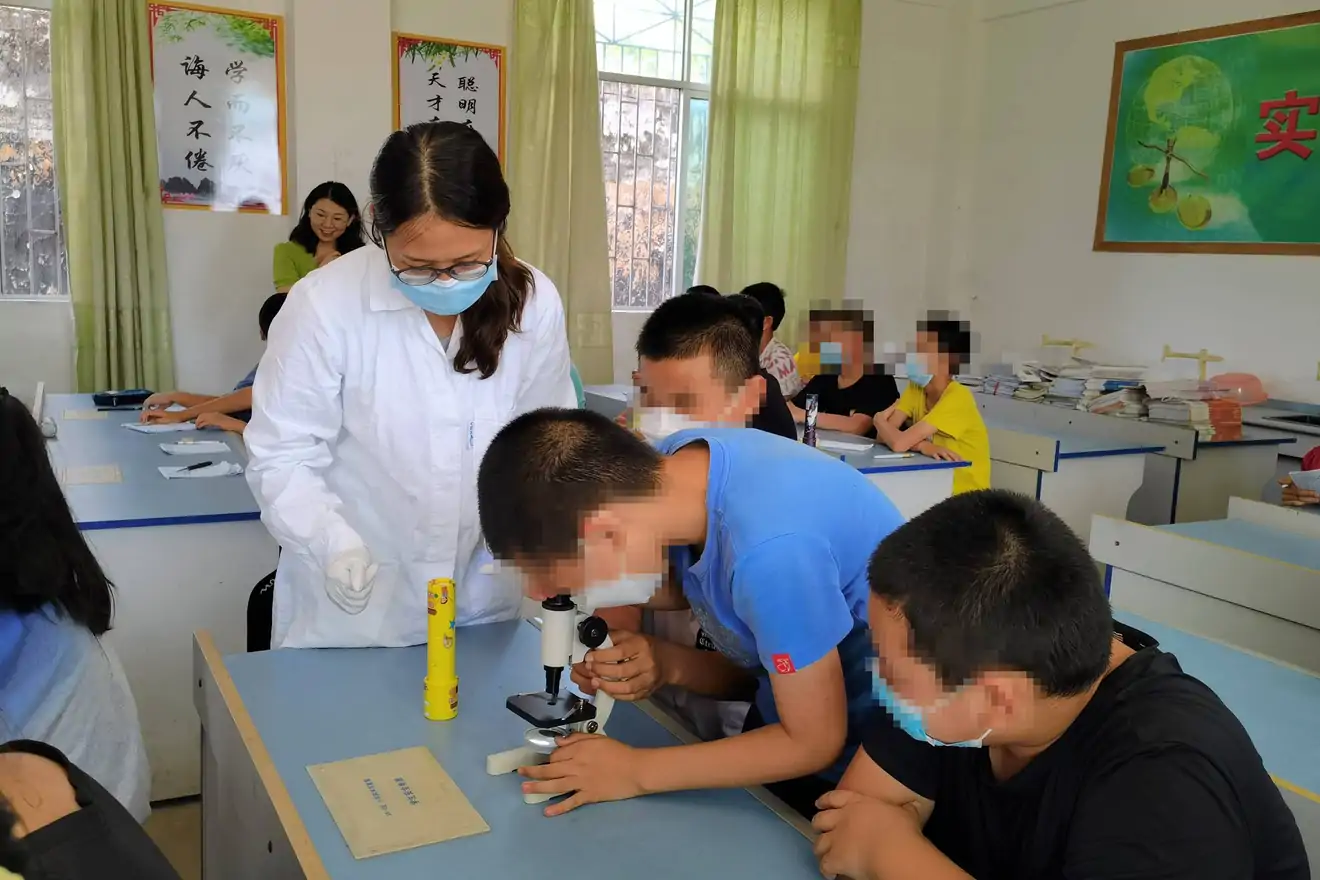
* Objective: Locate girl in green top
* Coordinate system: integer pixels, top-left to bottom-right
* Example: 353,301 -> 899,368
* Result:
272,181 -> 364,292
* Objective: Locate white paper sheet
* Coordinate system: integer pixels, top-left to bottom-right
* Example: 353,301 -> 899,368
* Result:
158,462 -> 244,480
159,440 -> 231,455
123,421 -> 197,434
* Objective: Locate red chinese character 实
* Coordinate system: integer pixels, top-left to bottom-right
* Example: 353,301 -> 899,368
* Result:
1256,90 -> 1320,161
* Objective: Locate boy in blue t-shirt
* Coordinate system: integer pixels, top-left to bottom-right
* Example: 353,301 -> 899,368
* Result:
477,408 -> 905,818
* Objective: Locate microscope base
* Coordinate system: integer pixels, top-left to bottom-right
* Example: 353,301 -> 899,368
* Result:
485,745 -> 555,805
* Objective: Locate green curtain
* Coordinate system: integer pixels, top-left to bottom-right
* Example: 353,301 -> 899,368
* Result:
508,0 -> 614,384
699,0 -> 862,349
52,0 -> 174,392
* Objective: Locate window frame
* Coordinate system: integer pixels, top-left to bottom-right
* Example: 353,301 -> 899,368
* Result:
1,0 -> 68,302
597,0 -> 712,312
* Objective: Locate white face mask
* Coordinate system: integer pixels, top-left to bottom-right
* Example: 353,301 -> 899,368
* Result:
637,407 -> 715,443
579,572 -> 663,611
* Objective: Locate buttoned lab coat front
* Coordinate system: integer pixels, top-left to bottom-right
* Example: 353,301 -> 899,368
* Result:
244,246 -> 576,648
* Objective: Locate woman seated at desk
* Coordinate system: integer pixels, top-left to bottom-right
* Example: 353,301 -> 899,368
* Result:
788,307 -> 899,436
273,181 -> 365,293
0,390 -> 150,823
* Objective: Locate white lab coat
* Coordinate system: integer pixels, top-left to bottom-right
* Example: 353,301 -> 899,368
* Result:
244,245 -> 576,648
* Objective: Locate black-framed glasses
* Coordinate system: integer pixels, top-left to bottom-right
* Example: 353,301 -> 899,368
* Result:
384,232 -> 499,287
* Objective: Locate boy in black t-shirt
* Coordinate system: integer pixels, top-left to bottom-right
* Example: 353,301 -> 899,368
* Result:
813,490 -> 1308,880
791,307 -> 898,437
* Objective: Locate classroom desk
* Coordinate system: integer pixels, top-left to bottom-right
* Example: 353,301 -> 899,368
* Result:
1091,497 -> 1320,676
981,415 -> 1164,544
819,429 -> 966,520
44,394 -> 279,801
1113,612 -> 1320,863
193,620 -> 819,879
975,392 -> 1291,525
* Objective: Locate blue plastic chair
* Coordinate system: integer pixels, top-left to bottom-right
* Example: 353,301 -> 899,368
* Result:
570,363 -> 585,408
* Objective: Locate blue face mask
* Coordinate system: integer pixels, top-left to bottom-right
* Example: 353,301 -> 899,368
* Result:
819,341 -> 845,366
871,667 -> 990,748
388,258 -> 499,316
905,353 -> 933,388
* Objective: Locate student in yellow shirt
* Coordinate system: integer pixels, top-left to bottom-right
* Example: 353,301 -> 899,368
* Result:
872,313 -> 990,494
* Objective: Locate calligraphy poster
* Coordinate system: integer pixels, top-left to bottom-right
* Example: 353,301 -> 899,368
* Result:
1094,10 -> 1320,255
148,3 -> 287,213
393,34 -> 505,163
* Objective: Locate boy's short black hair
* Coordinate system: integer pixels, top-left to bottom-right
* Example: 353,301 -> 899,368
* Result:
636,291 -> 759,390
478,408 -> 663,559
740,282 -> 786,331
0,797 -> 27,874
686,284 -> 721,296
918,310 -> 974,373
724,293 -> 765,339
869,490 -> 1113,697
259,293 -> 288,339
809,307 -> 874,345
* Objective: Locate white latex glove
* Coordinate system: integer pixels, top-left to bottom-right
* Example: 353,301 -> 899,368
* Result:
325,547 -> 379,615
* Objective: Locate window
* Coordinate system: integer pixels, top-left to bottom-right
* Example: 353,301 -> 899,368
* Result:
0,3 -> 66,299
596,0 -> 714,310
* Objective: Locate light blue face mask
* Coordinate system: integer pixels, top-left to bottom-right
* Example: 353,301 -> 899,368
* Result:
819,341 -> 845,366
905,353 -> 933,388
871,666 -> 990,748
389,259 -> 499,316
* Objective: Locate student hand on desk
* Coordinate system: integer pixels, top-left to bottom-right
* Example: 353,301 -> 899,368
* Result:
519,734 -> 644,816
571,631 -> 668,700
143,391 -> 183,410
140,408 -> 191,425
195,412 -> 245,433
916,441 -> 961,463
1279,477 -> 1320,507
812,789 -> 923,880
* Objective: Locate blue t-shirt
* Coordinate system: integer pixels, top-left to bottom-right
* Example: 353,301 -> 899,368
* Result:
655,428 -> 906,780
232,364 -> 258,422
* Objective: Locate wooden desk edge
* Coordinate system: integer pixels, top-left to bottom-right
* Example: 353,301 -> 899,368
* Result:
193,631 -> 332,880
632,699 -> 818,840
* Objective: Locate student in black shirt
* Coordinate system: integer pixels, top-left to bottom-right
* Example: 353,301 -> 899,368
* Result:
0,740 -> 180,880
791,307 -> 898,437
725,293 -> 798,440
633,290 -> 797,442
811,490 -> 1308,880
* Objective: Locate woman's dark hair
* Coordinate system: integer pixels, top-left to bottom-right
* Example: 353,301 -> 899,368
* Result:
0,389 -> 115,635
288,181 -> 364,257
369,122 -> 533,379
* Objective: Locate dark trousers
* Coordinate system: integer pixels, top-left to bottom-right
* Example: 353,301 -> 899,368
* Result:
743,704 -> 835,820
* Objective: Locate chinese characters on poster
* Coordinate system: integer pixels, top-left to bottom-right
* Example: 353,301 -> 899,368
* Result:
149,3 -> 287,213
1094,11 -> 1320,255
393,35 -> 504,162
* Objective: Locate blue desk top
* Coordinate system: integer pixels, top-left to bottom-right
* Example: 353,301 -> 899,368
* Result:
1117,613 -> 1320,798
46,394 -> 259,530
802,429 -> 965,475
225,621 -> 818,878
1160,519 -> 1320,571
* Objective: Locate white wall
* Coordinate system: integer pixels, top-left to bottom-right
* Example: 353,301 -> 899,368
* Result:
954,0 -> 1320,400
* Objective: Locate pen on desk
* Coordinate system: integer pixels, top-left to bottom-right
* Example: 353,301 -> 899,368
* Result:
180,460 -> 214,472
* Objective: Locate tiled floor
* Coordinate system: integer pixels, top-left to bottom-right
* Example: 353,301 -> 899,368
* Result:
144,799 -> 202,880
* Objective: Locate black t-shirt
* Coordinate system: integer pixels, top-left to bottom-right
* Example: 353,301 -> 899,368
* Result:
794,372 -> 899,437
863,624 -> 1309,880
751,368 -> 798,440
0,740 -> 181,880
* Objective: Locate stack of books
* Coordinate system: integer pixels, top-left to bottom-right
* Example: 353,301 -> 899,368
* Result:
1086,388 -> 1148,417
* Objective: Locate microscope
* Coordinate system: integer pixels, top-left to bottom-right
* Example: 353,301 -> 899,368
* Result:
485,595 -> 615,805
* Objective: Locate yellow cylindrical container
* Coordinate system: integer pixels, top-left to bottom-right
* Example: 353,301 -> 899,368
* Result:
424,578 -> 458,721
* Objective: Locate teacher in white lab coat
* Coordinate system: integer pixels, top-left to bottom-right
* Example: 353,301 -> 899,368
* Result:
244,122 -> 575,648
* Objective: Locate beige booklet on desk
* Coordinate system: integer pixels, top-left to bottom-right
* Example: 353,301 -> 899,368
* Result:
308,746 -> 488,859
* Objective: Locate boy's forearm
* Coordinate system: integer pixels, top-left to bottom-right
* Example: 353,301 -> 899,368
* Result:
661,643 -> 757,700
184,387 -> 253,417
172,392 -> 213,408
636,723 -> 838,795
